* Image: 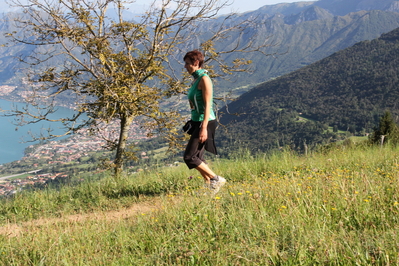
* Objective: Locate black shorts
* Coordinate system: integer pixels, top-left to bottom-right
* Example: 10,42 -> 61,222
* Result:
183,120 -> 217,169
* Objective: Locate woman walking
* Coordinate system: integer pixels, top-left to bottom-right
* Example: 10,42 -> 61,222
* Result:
183,50 -> 226,194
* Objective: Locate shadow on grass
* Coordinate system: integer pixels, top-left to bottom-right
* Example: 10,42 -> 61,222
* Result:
101,184 -> 171,199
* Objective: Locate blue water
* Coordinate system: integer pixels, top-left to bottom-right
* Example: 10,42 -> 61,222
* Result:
0,99 -> 74,164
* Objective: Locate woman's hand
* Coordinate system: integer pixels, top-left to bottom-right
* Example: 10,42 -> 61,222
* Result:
199,126 -> 208,143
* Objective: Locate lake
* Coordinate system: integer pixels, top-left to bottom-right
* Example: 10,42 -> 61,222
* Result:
0,99 -> 75,164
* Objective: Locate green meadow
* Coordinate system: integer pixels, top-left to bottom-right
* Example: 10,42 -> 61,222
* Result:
1,144 -> 399,265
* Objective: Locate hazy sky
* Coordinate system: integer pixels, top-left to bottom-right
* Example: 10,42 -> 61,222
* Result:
2,0 -> 313,14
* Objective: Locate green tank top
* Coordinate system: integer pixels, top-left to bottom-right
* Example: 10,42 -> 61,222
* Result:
188,69 -> 216,122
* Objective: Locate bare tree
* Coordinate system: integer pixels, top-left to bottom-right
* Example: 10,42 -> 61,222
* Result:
6,0 -> 269,177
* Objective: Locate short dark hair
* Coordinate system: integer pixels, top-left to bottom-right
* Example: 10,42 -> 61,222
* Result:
183,50 -> 204,68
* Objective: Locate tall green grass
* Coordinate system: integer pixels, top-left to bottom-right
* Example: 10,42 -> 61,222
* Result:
1,145 -> 399,265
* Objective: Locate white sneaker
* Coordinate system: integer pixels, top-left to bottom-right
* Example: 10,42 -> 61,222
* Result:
209,176 -> 226,194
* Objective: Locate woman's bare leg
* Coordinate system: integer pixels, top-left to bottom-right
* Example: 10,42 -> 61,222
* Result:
195,162 -> 216,183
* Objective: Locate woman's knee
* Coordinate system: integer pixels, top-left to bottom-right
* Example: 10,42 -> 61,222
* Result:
183,154 -> 200,169
183,154 -> 191,165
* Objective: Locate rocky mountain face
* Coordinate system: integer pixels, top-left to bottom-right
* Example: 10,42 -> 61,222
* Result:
314,0 -> 399,15
284,6 -> 334,25
251,0 -> 399,17
386,1 -> 399,12
0,13 -> 28,85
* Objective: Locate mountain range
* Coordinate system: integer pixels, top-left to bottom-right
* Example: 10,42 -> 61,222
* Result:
216,26 -> 399,155
214,0 -> 399,90
2,0 -> 399,99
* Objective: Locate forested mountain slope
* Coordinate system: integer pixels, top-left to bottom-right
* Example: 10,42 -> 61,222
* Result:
216,27 -> 399,155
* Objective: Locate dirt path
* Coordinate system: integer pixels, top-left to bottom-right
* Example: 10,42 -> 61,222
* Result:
0,197 -> 167,238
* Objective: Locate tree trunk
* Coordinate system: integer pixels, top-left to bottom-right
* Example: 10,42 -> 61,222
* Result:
114,115 -> 134,178
380,135 -> 386,147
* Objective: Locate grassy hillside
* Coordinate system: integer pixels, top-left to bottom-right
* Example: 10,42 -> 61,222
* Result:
1,144 -> 399,265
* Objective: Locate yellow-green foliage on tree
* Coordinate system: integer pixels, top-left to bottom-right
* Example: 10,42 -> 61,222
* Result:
6,0 -> 269,177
